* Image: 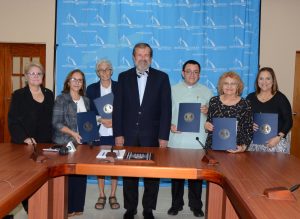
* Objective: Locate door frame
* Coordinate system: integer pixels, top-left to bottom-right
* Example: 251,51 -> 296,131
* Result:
0,43 -> 46,142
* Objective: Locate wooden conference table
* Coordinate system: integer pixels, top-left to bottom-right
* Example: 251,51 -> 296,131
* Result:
0,143 -> 300,219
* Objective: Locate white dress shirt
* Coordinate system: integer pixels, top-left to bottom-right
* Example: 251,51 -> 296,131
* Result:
137,70 -> 148,105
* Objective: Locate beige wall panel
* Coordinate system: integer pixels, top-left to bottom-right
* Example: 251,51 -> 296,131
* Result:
260,0 -> 300,103
0,0 -> 55,91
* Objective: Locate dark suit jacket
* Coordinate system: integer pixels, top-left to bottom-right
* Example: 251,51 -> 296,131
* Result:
86,80 -> 118,114
113,67 -> 171,146
8,85 -> 54,143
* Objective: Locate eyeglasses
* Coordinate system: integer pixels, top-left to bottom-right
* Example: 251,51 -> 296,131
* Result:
97,68 -> 112,74
27,72 -> 44,77
223,82 -> 238,87
184,70 -> 200,75
70,78 -> 83,84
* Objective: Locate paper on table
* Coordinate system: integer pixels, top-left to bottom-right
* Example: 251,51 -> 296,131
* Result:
96,149 -> 126,159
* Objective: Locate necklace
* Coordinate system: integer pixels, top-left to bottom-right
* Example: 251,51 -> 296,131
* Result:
258,93 -> 273,102
73,97 -> 81,104
221,95 -> 240,106
71,91 -> 80,102
30,87 -> 42,94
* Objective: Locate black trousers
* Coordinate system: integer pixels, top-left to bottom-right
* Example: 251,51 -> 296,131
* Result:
171,179 -> 203,210
123,177 -> 160,211
68,175 -> 87,213
123,133 -> 160,211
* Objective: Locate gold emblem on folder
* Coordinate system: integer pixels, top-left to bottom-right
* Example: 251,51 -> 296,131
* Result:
103,104 -> 113,114
219,129 -> 230,140
260,124 -> 271,134
184,112 -> 194,122
83,121 -> 93,132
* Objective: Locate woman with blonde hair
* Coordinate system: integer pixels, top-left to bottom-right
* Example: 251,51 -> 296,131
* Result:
204,71 -> 253,153
9,61 -> 54,144
8,61 -> 54,214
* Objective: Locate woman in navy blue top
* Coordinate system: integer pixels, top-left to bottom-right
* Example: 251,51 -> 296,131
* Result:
86,59 -> 120,211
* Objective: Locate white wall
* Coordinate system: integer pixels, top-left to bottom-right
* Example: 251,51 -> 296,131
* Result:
260,0 -> 300,102
0,0 -> 55,90
1,0 -> 300,103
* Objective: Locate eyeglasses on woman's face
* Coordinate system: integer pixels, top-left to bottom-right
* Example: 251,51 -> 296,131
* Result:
70,78 -> 83,84
223,82 -> 238,87
27,72 -> 44,77
97,68 -> 112,74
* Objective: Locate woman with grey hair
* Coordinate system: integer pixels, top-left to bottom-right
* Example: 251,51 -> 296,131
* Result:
86,59 -> 120,210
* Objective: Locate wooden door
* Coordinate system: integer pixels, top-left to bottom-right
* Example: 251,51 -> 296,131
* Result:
291,51 -> 300,158
0,43 -> 46,143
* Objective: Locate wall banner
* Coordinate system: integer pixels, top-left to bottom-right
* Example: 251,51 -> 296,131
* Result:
55,0 -> 260,96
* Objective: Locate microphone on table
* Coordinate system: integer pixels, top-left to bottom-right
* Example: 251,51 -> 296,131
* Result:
105,145 -> 117,162
17,118 -> 47,163
196,137 -> 207,151
106,145 -> 117,158
289,184 -> 300,192
196,137 -> 218,165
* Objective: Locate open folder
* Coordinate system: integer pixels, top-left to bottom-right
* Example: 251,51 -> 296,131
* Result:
93,93 -> 114,119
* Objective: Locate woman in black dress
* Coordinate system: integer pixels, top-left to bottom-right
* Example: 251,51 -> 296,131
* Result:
8,61 -> 54,144
204,71 -> 253,153
247,67 -> 292,153
8,61 -> 54,214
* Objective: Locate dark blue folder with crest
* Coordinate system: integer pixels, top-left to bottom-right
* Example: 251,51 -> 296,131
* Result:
253,113 -> 278,144
93,93 -> 114,119
177,103 -> 201,133
212,118 -> 237,150
77,111 -> 99,143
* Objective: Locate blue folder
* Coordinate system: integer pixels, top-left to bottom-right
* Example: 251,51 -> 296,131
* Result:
212,118 -> 237,150
253,113 -> 278,144
177,103 -> 201,133
77,111 -> 99,143
93,93 -> 114,119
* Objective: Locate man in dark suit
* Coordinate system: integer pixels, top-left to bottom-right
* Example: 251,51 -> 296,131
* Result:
113,43 -> 172,219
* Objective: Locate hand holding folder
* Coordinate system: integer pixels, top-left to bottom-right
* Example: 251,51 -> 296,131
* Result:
253,113 -> 278,144
177,103 -> 201,133
93,93 -> 114,119
212,118 -> 237,150
77,111 -> 99,143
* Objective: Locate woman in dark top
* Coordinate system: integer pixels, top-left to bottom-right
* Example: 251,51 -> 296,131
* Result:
8,61 -> 54,144
8,61 -> 54,215
247,67 -> 293,153
86,59 -> 120,210
204,71 -> 253,153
